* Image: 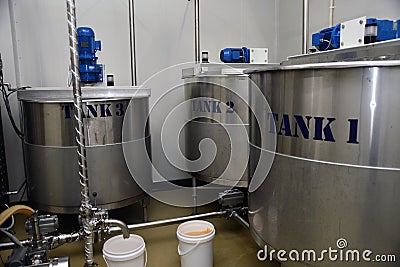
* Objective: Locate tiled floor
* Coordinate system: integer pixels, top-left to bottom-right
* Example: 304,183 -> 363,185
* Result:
0,200 -> 280,267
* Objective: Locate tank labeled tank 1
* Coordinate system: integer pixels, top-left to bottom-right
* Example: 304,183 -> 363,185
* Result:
247,44 -> 400,266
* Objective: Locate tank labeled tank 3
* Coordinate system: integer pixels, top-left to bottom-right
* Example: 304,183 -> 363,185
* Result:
18,87 -> 151,214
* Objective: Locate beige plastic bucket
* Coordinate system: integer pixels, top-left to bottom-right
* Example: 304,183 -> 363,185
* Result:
177,220 -> 215,267
103,234 -> 147,267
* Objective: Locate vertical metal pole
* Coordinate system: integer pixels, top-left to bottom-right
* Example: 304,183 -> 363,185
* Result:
66,1 -> 94,266
192,177 -> 197,214
194,0 -> 200,63
302,0 -> 309,54
329,0 -> 335,27
128,0 -> 138,86
193,0 -> 200,211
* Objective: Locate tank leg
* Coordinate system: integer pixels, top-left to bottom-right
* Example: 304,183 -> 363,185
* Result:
142,195 -> 149,222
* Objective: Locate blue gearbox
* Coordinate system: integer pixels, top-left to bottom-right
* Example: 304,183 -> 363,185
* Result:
220,47 -> 250,63
77,27 -> 103,83
312,18 -> 400,51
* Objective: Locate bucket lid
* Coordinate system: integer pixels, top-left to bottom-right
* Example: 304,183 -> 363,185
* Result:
177,220 -> 215,243
103,234 -> 145,256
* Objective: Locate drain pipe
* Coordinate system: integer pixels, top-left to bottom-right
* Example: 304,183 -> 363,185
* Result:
231,210 -> 249,229
0,211 -> 228,250
66,1 -> 94,266
302,0 -> 309,54
128,0 -> 138,86
329,0 -> 335,27
109,210 -> 227,233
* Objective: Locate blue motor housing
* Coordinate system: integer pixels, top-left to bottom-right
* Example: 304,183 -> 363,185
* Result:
364,18 -> 399,43
77,27 -> 103,83
312,18 -> 400,51
312,24 -> 341,51
220,47 -> 250,63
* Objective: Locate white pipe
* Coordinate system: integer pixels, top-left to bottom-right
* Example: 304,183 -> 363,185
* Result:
109,211 -> 227,233
329,0 -> 335,27
302,0 -> 309,54
8,0 -> 21,87
128,0 -> 137,86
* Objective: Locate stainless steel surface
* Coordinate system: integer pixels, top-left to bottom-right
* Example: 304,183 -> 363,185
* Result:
248,61 -> 400,266
194,0 -> 200,62
302,0 -> 309,54
286,38 -> 400,65
104,219 -> 129,239
184,66 -> 251,187
49,256 -> 70,267
18,87 -> 150,214
128,0 -> 137,86
108,210 -> 226,233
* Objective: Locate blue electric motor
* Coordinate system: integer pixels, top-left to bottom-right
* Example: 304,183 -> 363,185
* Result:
312,18 -> 400,51
77,27 -> 103,83
220,47 -> 250,63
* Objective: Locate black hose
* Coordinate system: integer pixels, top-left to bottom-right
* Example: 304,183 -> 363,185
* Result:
0,228 -> 23,247
0,53 -> 26,139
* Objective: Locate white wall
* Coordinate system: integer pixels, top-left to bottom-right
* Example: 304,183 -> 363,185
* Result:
135,0 -> 277,181
0,0 -> 23,201
0,0 -> 276,193
2,0 -> 398,199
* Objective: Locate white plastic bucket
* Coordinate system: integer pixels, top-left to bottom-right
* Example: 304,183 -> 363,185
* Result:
103,234 -> 147,267
177,220 -> 215,267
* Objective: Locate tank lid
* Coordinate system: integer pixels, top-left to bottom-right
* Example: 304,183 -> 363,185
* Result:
182,63 -> 274,78
245,60 -> 400,74
17,86 -> 150,102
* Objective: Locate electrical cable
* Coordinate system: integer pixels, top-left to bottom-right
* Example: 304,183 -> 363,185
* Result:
1,204 -> 15,231
0,54 -> 26,139
0,228 -> 23,247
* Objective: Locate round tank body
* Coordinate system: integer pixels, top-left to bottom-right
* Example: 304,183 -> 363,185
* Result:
184,66 -> 251,187
248,62 -> 400,266
18,87 -> 151,214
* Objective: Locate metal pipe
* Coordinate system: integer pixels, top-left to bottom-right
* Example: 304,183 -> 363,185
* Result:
192,177 -> 197,214
0,232 -> 81,251
128,0 -> 138,86
104,219 -> 130,239
194,0 -> 200,62
66,0 -> 94,266
8,1 -> 22,88
329,0 -> 335,27
109,210 -> 227,233
231,211 -> 249,229
302,0 -> 309,54
0,211 -> 227,250
0,239 -> 31,251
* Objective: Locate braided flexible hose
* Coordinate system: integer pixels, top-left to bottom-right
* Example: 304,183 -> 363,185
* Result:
66,0 -> 94,266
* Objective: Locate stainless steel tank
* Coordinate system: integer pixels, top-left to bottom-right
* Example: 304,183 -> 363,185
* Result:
248,43 -> 400,266
183,64 -> 255,187
18,87 -> 150,214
